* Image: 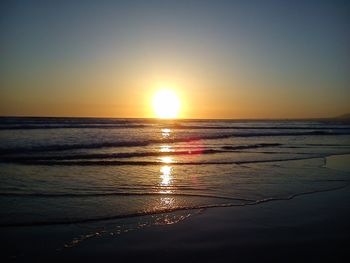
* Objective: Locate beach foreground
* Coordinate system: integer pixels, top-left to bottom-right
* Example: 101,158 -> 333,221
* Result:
1,117 -> 350,263
2,155 -> 349,262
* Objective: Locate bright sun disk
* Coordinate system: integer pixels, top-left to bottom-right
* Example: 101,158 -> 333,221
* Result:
152,89 -> 180,119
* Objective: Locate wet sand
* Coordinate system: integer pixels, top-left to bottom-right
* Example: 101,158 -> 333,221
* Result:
2,154 -> 350,262
64,183 -> 350,262
326,154 -> 350,172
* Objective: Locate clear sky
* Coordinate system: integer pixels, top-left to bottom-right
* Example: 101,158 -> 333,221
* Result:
1,0 -> 349,119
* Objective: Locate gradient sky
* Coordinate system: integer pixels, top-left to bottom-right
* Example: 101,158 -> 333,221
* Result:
1,0 -> 349,118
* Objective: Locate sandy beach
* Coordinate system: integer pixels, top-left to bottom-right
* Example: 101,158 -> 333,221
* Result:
2,154 -> 349,262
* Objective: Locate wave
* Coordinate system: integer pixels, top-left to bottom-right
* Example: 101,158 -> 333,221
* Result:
1,149 -> 221,162
0,117 -> 143,125
1,143 -> 283,163
173,125 -> 350,130
0,141 -> 151,155
0,191 -> 253,201
4,155 -> 325,166
0,124 -> 148,130
1,122 -> 349,130
1,131 -> 349,155
1,183 -> 347,228
221,143 -> 281,150
1,117 -> 349,130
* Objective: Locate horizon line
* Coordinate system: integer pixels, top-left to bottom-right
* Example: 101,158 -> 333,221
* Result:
0,114 -> 348,121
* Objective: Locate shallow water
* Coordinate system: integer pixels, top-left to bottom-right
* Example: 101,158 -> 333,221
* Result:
0,117 -> 350,228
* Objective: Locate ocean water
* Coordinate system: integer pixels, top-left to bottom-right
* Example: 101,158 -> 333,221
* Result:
1,117 -> 350,240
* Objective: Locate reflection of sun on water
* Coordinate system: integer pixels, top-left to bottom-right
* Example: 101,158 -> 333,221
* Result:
158,164 -> 173,194
160,197 -> 174,208
158,144 -> 174,194
161,128 -> 171,138
158,164 -> 173,195
159,165 -> 175,208
158,143 -> 175,194
156,147 -> 176,208
160,145 -> 173,152
160,156 -> 173,164
160,165 -> 172,186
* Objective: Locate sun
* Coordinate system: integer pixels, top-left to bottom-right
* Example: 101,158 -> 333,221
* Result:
152,89 -> 180,119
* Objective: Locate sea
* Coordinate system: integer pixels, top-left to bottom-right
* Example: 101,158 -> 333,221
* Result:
1,117 -> 350,247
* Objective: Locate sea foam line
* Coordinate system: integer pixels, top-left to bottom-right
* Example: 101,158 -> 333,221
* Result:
0,191 -> 252,202
1,183 -> 348,228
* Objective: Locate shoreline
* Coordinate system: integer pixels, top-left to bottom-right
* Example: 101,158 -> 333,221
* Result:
59,178 -> 350,262
325,154 -> 350,172
2,154 -> 350,262
2,154 -> 350,229
64,180 -> 350,262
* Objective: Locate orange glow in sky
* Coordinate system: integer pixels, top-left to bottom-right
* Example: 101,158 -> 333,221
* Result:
1,1 -> 349,119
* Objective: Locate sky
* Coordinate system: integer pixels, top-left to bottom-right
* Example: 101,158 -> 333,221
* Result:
1,0 -> 349,119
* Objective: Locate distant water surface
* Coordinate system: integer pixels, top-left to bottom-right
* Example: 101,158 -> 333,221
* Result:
0,117 -> 350,229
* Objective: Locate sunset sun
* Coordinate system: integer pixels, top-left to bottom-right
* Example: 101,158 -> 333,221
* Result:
152,89 -> 180,119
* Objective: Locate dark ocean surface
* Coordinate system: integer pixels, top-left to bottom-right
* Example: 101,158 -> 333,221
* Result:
1,117 -> 350,231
